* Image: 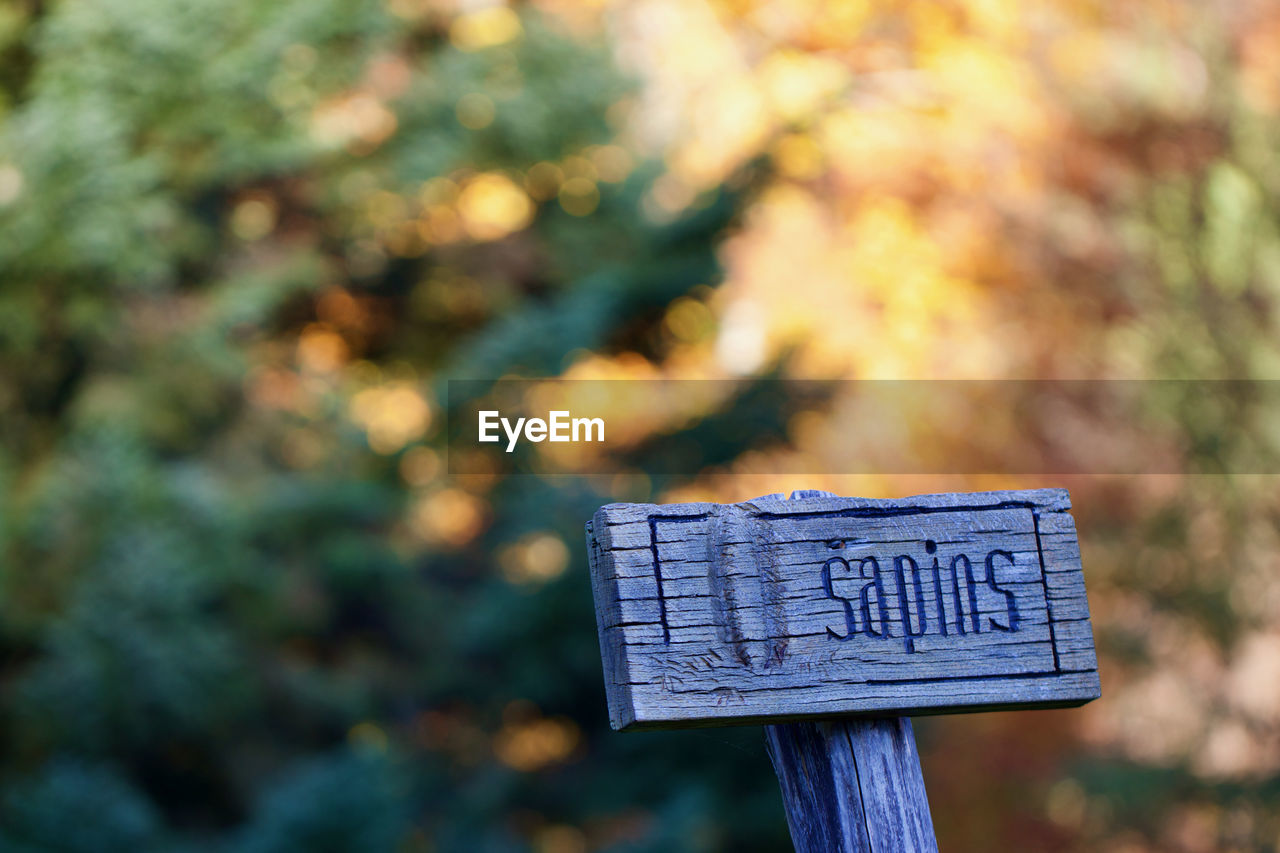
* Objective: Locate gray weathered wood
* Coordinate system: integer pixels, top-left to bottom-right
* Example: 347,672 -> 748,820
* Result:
586,488 -> 1099,730
765,716 -> 937,853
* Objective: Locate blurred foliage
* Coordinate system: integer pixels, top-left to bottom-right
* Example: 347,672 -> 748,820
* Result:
1,0 -> 1279,851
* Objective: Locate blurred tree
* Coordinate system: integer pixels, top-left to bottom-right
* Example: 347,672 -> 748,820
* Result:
0,1 -> 784,851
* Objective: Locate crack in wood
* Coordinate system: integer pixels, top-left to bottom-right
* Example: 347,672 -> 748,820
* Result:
708,507 -> 751,667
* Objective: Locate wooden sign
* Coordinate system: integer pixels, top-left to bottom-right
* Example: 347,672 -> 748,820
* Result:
586,488 -> 1099,730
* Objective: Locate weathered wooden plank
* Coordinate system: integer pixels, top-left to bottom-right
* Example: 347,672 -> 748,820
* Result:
587,488 -> 1099,730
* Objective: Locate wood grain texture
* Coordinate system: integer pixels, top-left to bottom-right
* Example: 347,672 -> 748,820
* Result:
586,488 -> 1099,730
765,717 -> 937,853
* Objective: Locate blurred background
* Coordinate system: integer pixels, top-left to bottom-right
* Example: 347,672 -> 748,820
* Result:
1,0 -> 1279,850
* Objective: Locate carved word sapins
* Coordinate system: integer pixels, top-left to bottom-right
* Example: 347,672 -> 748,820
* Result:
821,539 -> 1021,653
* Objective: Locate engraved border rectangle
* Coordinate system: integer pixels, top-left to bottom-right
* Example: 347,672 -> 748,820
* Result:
648,500 -> 1061,686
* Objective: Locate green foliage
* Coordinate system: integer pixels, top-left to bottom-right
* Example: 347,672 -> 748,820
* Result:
0,1 -> 791,850
236,749 -> 408,853
0,758 -> 162,853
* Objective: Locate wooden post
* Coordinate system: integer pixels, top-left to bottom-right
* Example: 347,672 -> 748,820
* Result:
764,716 -> 934,852
585,488 -> 1099,851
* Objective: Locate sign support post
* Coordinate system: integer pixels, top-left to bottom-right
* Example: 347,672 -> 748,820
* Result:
765,715 -> 933,851
586,488 -> 1099,851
